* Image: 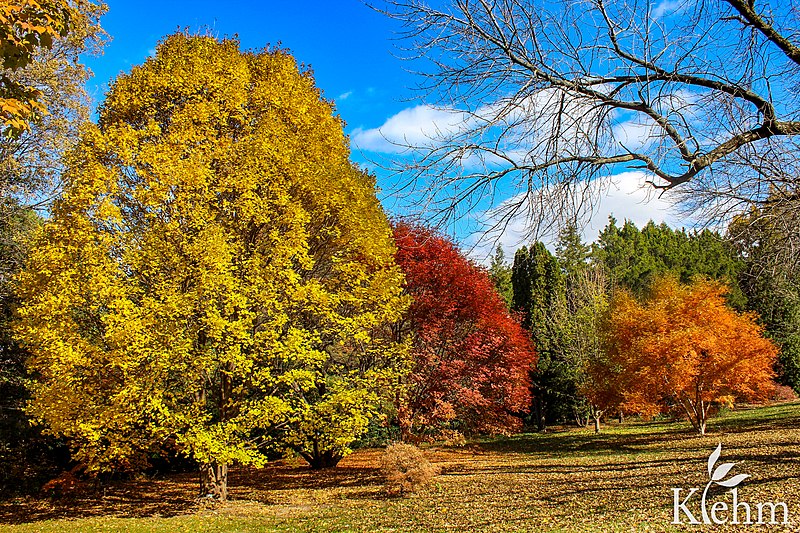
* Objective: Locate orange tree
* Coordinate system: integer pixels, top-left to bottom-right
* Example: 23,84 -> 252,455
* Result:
604,276 -> 777,435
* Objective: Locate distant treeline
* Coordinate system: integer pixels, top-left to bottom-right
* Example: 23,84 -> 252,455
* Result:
489,217 -> 800,428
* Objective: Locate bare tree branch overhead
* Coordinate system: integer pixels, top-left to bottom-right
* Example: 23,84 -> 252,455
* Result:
377,0 -> 800,236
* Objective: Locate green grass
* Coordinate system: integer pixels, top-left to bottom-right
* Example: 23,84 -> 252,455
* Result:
4,402 -> 800,532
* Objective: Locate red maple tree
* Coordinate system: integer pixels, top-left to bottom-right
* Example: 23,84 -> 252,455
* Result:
392,222 -> 536,440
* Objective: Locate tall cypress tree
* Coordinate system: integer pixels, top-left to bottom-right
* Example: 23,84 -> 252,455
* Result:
512,243 -> 585,428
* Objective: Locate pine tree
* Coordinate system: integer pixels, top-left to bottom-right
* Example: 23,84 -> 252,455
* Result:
488,245 -> 513,308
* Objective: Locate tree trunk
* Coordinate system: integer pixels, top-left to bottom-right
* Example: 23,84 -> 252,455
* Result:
618,411 -> 624,424
200,463 -> 228,500
301,438 -> 344,470
398,405 -> 414,442
302,449 -> 344,470
534,397 -> 546,431
594,415 -> 601,433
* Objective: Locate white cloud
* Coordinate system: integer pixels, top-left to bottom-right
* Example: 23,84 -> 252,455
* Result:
352,89 -> 603,161
338,90 -> 353,101
651,0 -> 688,19
468,171 -> 690,264
583,171 -> 687,242
612,118 -> 659,152
357,93 -> 701,263
351,105 -> 470,153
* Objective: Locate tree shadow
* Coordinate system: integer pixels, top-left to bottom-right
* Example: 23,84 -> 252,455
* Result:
0,472 -> 200,524
232,461 -> 384,493
0,454 -> 392,526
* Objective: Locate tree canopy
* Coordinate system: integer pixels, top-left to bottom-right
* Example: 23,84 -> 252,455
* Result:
0,0 -> 105,495
14,34 -> 408,499
603,276 -> 777,435
0,0 -> 104,136
393,222 -> 535,439
729,199 -> 800,392
593,217 -> 745,305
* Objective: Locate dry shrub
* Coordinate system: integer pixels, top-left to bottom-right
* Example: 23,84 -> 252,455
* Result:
771,385 -> 799,402
435,429 -> 466,447
381,442 -> 439,496
41,467 -> 87,499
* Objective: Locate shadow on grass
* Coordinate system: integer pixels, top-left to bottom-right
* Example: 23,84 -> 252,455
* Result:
0,458 -> 392,525
232,461 -> 385,496
2,402 -> 796,526
471,426 -> 686,456
0,472 -> 200,524
473,401 -> 800,457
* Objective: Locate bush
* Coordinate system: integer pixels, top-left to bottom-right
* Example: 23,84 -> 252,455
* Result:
381,443 -> 438,496
432,428 -> 466,447
771,384 -> 799,402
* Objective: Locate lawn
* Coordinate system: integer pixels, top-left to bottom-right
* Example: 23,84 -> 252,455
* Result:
3,403 -> 800,532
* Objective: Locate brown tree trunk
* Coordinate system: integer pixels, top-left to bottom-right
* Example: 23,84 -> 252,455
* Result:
300,438 -> 344,470
618,411 -> 624,424
200,463 -> 228,500
534,397 -> 545,431
398,405 -> 414,442
302,449 -> 344,470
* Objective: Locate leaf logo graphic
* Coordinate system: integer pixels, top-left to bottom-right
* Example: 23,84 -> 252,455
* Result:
701,443 -> 749,523
707,443 -> 749,487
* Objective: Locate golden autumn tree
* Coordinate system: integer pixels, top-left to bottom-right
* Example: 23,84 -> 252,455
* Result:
604,276 -> 777,435
0,0 -> 102,135
13,34 -> 408,499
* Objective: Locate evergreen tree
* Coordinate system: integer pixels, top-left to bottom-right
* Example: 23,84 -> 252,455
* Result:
488,244 -> 513,308
512,243 -> 586,428
729,202 -> 800,392
555,222 -> 590,280
593,217 -> 744,305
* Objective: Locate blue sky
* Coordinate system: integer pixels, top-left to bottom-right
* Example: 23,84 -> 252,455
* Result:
84,1 -> 415,143
83,0 -> 681,258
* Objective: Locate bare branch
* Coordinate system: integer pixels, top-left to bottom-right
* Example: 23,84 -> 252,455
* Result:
373,0 -> 800,238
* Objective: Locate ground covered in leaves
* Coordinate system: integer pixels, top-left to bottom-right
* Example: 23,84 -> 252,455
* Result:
3,403 -> 800,532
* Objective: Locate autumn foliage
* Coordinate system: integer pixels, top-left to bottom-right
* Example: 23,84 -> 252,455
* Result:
603,276 -> 777,434
381,442 -> 438,496
392,223 -> 536,439
0,0 -> 101,134
14,34 -> 408,499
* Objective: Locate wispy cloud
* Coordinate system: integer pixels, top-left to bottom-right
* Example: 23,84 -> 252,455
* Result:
468,171 -> 687,263
338,90 -> 353,101
352,89 -> 600,159
351,105 -> 470,153
651,0 -> 688,19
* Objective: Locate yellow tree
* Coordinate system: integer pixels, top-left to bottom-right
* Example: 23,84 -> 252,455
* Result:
605,276 -> 777,435
0,0 -> 103,135
14,34 -> 408,499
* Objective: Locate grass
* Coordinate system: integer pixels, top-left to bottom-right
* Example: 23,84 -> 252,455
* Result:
4,402 -> 800,532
